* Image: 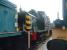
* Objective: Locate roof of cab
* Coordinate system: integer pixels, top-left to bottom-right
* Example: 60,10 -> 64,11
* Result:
0,0 -> 16,9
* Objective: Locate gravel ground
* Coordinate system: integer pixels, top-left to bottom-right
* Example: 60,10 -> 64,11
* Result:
37,37 -> 52,50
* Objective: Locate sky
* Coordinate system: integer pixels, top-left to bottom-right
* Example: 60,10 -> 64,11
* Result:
9,0 -> 62,23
